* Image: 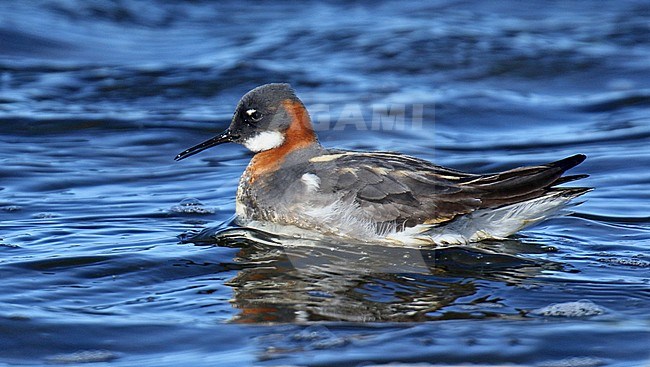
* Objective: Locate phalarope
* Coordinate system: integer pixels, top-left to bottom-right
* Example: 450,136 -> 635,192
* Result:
176,83 -> 589,246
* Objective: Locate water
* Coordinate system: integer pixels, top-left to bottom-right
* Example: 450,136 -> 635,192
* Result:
1,1 -> 650,365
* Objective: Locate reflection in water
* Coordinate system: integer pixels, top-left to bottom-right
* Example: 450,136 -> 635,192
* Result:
180,226 -> 561,323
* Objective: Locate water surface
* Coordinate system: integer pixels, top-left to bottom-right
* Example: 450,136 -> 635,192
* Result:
1,1 -> 650,366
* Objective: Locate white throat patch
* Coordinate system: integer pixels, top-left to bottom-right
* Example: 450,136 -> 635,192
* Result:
243,131 -> 285,152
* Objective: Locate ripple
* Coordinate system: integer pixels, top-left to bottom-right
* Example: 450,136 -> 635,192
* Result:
0,205 -> 22,212
581,91 -> 650,112
571,212 -> 650,224
13,255 -> 111,271
597,257 -> 650,268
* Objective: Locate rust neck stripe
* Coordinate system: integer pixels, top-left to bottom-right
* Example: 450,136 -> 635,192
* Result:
246,99 -> 318,180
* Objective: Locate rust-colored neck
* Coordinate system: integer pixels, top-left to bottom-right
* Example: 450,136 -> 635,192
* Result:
246,99 -> 317,180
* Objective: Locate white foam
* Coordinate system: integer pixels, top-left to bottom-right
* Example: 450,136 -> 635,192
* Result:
532,300 -> 605,317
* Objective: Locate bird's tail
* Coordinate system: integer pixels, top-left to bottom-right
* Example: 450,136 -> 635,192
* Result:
419,187 -> 590,246
419,154 -> 591,246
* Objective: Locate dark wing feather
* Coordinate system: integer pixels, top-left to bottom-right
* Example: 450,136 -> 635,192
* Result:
463,154 -> 589,207
311,152 -> 589,229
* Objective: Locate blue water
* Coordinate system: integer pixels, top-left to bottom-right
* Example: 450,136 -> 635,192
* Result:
1,1 -> 650,366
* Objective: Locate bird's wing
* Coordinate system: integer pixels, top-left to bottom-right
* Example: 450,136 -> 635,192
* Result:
309,152 -> 588,228
309,151 -> 483,227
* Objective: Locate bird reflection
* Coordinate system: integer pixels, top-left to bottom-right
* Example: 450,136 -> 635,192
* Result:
180,225 -> 561,323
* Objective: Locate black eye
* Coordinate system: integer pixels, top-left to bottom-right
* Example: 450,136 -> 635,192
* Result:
245,108 -> 263,122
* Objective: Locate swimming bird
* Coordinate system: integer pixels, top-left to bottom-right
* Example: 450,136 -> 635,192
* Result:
175,83 -> 590,246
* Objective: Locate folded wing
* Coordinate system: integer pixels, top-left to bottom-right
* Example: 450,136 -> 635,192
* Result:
313,152 -> 589,230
